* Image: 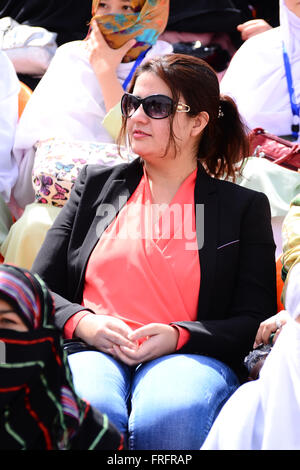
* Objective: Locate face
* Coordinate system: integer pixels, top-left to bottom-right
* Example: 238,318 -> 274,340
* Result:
96,0 -> 134,15
285,0 -> 300,17
0,298 -> 28,332
125,71 -> 207,165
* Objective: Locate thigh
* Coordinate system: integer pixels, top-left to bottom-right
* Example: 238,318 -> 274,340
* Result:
129,354 -> 239,450
67,351 -> 131,435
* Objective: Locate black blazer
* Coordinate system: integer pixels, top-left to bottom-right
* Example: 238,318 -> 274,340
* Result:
33,159 -> 277,378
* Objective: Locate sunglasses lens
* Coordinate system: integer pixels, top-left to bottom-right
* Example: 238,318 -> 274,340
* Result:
121,94 -> 174,119
121,94 -> 140,118
144,95 -> 173,119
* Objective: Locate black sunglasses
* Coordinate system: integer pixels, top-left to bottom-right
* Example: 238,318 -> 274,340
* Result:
121,93 -> 190,120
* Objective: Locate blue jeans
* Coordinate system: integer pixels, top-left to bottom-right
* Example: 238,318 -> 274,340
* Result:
68,351 -> 239,450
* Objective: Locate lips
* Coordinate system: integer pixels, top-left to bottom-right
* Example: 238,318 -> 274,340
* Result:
132,129 -> 151,138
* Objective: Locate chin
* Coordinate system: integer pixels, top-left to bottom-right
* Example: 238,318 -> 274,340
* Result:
130,144 -> 152,160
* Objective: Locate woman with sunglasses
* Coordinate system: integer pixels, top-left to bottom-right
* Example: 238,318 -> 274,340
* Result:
32,53 -> 277,450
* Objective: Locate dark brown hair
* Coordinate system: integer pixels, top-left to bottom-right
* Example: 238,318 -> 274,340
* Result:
118,53 -> 249,180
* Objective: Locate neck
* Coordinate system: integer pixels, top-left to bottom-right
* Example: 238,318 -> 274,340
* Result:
143,157 -> 197,205
145,156 -> 196,180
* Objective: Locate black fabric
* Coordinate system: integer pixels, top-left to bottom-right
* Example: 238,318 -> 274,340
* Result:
0,264 -> 123,450
172,42 -> 231,72
166,0 -> 253,33
0,328 -> 71,450
32,159 -> 277,381
16,74 -> 40,91
0,328 -> 123,450
0,0 -> 92,45
250,1 -> 280,27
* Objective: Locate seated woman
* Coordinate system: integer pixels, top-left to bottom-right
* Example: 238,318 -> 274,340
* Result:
220,0 -> 300,141
1,0 -> 171,268
0,51 -> 19,247
201,193 -> 300,450
0,263 -> 123,450
32,53 -> 277,450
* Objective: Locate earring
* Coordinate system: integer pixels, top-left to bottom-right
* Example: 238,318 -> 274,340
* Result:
218,106 -> 224,119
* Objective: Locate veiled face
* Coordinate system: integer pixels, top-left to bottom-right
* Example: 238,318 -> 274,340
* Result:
0,299 -> 28,332
95,0 -> 135,15
285,0 -> 300,17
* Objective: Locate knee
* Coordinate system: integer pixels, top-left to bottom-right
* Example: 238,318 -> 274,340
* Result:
67,351 -> 129,435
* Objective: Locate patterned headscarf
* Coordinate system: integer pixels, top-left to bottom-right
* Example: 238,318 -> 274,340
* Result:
91,0 -> 170,62
0,264 -> 122,450
0,264 -> 55,330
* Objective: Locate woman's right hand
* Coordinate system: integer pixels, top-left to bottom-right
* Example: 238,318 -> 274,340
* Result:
237,19 -> 272,41
86,20 -> 136,76
74,313 -> 138,355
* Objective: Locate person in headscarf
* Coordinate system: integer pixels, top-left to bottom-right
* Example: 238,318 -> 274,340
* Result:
0,0 -> 172,270
10,0 -> 172,212
220,0 -> 300,141
0,263 -> 124,450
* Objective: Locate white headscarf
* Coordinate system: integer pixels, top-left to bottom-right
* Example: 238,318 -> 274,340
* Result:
220,0 -> 300,139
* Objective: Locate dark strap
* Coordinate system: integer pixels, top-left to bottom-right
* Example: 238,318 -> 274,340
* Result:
122,47 -> 151,91
282,41 -> 300,141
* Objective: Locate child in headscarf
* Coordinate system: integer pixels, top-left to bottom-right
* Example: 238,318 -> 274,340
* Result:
11,0 -> 171,211
0,263 -> 123,450
1,0 -> 172,270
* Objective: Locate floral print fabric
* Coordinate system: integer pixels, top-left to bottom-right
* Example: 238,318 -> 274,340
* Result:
91,0 -> 169,62
32,138 -> 133,207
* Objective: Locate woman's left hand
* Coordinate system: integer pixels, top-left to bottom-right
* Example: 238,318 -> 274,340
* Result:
112,323 -> 179,366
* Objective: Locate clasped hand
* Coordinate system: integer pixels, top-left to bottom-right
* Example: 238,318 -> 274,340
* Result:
74,314 -> 179,366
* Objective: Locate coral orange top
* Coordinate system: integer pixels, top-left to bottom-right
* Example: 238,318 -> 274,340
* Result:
64,168 -> 200,349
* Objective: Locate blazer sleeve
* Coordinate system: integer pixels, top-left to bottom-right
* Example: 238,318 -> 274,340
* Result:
32,165 -> 95,329
173,191 -> 277,376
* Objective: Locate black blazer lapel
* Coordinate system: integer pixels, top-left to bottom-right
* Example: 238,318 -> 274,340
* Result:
75,160 -> 143,300
195,167 -> 218,320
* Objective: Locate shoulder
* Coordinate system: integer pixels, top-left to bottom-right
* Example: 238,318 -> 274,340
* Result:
146,40 -> 173,58
51,40 -> 88,63
208,175 -> 271,213
226,26 -> 280,64
215,179 -> 268,203
79,157 -> 143,185
0,51 -> 19,99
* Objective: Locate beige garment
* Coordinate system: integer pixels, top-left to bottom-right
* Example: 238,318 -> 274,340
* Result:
1,203 -> 60,269
0,194 -> 13,248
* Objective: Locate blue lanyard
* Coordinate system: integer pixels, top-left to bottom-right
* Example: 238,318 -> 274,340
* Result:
122,47 -> 151,91
282,41 -> 300,140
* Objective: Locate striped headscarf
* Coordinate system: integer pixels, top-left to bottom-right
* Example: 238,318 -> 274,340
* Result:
0,264 -> 54,330
0,264 -> 123,450
91,0 -> 170,62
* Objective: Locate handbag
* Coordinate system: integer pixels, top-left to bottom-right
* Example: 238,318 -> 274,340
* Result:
0,17 -> 57,75
249,128 -> 300,172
